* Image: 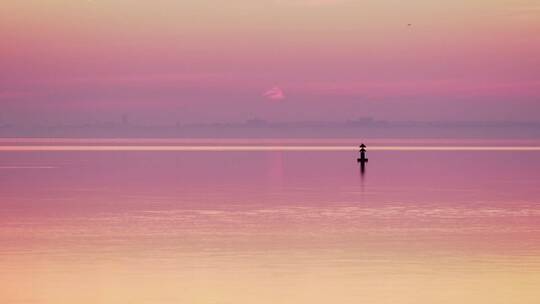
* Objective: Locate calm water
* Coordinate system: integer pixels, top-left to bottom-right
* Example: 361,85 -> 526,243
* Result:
1,139 -> 540,304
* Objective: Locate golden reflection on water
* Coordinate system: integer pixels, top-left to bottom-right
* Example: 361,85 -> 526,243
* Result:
1,145 -> 540,151
1,140 -> 540,303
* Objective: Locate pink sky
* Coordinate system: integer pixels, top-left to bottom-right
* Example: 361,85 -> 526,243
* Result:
1,0 -> 539,124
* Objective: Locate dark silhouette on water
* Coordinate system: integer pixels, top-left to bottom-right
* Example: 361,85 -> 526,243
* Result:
359,161 -> 366,175
357,144 -> 368,175
357,144 -> 368,163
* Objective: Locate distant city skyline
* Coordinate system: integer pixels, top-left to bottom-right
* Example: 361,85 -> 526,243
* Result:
2,116 -> 540,139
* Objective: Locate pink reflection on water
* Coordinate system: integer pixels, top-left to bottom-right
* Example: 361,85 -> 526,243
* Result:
1,140 -> 540,303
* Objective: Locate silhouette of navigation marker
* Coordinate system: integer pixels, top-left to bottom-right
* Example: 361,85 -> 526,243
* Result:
357,144 -> 368,175
357,144 -> 368,163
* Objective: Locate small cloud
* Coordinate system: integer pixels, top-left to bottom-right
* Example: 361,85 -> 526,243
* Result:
262,86 -> 285,100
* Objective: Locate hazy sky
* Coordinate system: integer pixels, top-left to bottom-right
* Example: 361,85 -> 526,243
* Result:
1,0 -> 539,124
